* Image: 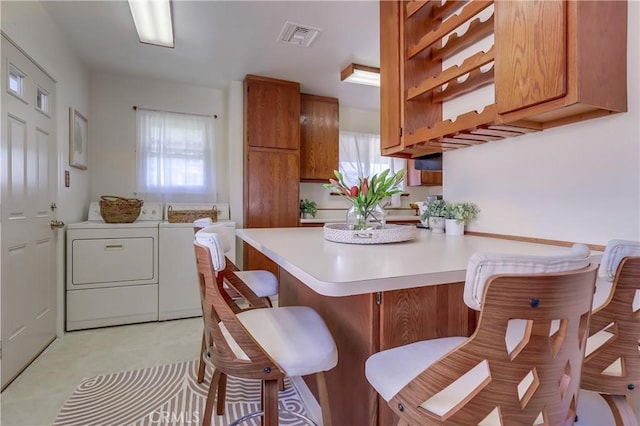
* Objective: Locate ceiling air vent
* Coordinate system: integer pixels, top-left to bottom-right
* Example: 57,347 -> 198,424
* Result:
277,21 -> 323,47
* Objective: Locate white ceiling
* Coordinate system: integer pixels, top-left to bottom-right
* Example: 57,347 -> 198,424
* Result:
41,0 -> 381,110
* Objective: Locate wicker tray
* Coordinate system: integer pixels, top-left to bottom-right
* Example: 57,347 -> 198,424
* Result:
323,223 -> 418,245
99,196 -> 143,223
167,205 -> 217,223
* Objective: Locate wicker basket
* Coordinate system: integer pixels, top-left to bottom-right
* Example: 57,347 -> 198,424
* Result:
167,205 -> 218,223
99,196 -> 143,223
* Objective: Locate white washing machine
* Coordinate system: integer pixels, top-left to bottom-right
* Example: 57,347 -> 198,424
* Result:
158,203 -> 236,320
66,202 -> 163,331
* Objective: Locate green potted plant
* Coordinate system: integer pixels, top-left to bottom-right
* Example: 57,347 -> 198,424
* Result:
299,199 -> 318,219
420,199 -> 448,233
445,202 -> 480,235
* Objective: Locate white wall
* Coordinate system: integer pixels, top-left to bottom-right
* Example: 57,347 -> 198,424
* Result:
340,105 -> 380,134
227,81 -> 244,227
444,1 -> 640,245
1,0 -> 91,224
89,72 -> 228,203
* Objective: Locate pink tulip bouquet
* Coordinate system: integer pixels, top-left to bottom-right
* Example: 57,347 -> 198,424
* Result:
324,169 -> 406,230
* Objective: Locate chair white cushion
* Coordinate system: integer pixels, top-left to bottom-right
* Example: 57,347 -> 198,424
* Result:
234,270 -> 279,298
463,243 -> 591,311
584,327 -> 616,359
197,224 -> 232,252
575,390 -> 617,425
592,240 -> 640,311
505,319 -> 560,355
365,337 -> 466,402
592,278 -> 614,311
195,229 -> 226,272
193,217 -> 214,229
598,239 -> 640,281
236,306 -> 337,377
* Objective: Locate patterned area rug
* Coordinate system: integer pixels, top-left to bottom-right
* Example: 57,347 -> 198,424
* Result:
54,360 -> 310,425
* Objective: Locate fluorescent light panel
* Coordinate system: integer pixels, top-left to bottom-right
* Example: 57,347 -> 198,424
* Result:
128,0 -> 174,48
341,63 -> 380,87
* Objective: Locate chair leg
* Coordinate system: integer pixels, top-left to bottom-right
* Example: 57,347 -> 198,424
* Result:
197,332 -> 206,384
601,394 -> 639,426
203,369 -> 221,426
216,372 -> 227,415
315,371 -> 332,426
262,379 -> 279,426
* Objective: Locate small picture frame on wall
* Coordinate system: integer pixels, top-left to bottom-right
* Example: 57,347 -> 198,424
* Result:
69,107 -> 88,169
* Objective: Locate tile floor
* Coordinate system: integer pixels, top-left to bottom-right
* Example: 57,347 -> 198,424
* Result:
1,318 -> 203,426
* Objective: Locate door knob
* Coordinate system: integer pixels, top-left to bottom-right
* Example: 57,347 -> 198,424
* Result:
50,220 -> 65,229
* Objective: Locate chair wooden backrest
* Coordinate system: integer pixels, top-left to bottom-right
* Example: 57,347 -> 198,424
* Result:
193,239 -> 284,381
194,225 -> 268,308
389,264 -> 598,425
581,256 -> 640,405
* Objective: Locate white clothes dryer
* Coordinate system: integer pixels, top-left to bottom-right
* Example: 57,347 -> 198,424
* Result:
158,203 -> 236,320
66,202 -> 163,331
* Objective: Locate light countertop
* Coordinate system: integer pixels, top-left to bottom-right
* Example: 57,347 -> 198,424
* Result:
237,227 -> 602,297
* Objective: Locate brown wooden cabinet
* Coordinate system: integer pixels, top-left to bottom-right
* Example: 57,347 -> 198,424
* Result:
245,75 -> 301,150
380,0 -> 627,158
406,159 -> 442,187
495,0 -> 627,126
380,0 -> 442,156
244,75 -> 300,272
300,94 -> 339,182
279,269 -> 474,426
245,149 -> 300,229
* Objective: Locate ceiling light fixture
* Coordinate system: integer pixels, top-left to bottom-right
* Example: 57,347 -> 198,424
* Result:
340,63 -> 380,87
128,0 -> 174,48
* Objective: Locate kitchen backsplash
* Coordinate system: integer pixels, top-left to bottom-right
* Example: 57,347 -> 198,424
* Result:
299,182 -> 441,210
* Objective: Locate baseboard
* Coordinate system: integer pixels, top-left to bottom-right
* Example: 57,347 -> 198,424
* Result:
290,376 -> 322,425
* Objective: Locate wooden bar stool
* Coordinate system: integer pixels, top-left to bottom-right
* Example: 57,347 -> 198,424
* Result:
193,219 -> 278,307
192,221 -> 280,416
366,245 -> 597,425
194,229 -> 337,426
577,240 -> 640,425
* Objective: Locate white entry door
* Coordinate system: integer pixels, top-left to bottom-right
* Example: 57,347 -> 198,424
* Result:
1,34 -> 58,389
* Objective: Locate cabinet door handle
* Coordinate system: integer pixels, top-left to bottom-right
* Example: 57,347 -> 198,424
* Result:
104,244 -> 124,250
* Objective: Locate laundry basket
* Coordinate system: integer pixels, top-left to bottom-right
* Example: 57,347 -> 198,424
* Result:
167,205 -> 217,223
99,196 -> 143,223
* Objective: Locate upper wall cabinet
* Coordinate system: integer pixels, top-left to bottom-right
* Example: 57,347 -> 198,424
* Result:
300,94 -> 339,182
245,75 -> 301,150
380,0 -> 628,158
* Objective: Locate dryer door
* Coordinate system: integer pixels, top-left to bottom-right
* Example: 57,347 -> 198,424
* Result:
66,227 -> 159,290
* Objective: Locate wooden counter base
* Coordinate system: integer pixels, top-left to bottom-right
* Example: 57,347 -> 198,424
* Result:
279,268 -> 476,426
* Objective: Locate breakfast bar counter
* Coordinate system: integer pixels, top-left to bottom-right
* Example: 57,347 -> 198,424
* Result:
237,227 -> 584,296
236,227 -> 599,425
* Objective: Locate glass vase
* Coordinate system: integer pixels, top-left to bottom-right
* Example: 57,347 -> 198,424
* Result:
346,203 -> 386,231
429,216 -> 446,234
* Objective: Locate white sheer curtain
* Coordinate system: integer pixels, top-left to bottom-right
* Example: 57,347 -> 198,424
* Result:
339,131 -> 406,188
136,109 -> 217,203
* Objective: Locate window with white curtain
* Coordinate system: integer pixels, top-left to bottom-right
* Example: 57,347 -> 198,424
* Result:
339,131 -> 406,188
136,108 -> 217,203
